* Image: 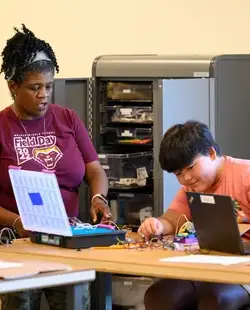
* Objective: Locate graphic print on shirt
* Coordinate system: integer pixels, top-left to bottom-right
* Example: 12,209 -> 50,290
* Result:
13,132 -> 63,170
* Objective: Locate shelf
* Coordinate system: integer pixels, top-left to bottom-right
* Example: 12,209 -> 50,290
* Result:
107,99 -> 153,104
101,127 -> 153,146
108,183 -> 153,194
97,80 -> 155,228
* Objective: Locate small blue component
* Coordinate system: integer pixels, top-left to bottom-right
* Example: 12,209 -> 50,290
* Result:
28,192 -> 43,206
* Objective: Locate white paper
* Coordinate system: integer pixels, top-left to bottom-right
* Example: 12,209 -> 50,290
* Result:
0,261 -> 23,269
160,255 -> 250,266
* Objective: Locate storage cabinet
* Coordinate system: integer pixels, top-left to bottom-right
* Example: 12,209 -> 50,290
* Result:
97,80 -> 154,230
92,54 -> 250,219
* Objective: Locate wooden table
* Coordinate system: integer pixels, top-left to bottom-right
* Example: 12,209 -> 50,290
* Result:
0,251 -> 95,310
1,239 -> 250,284
2,239 -> 250,310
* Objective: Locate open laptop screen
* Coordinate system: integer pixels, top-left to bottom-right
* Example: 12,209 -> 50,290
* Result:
186,192 -> 244,254
8,168 -> 73,236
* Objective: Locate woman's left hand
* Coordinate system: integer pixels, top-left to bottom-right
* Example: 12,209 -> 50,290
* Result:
90,199 -> 112,223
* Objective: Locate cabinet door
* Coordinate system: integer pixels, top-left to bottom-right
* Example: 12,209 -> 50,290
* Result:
53,78 -> 90,126
154,78 -> 210,214
53,78 -> 91,221
213,57 -> 250,159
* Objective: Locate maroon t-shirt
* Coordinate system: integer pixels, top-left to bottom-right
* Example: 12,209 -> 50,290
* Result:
0,104 -> 98,217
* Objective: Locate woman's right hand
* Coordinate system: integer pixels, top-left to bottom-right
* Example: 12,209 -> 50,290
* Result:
138,217 -> 164,240
14,218 -> 31,238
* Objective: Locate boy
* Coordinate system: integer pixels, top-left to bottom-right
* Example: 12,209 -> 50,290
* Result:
139,121 -> 250,310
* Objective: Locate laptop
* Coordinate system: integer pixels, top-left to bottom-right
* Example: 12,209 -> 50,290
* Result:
186,192 -> 250,255
8,167 -> 126,248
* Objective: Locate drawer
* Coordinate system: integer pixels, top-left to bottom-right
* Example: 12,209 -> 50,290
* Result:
107,82 -> 152,102
104,106 -> 153,124
98,152 -> 153,189
109,193 -> 153,226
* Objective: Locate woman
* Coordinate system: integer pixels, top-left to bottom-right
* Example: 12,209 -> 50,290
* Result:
139,121 -> 250,310
0,24 -> 110,309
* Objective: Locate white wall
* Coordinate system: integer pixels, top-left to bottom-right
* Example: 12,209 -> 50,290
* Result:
1,0 -> 250,108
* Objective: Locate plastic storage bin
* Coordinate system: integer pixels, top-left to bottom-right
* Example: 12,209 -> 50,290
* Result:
98,152 -> 153,189
112,276 -> 155,309
104,106 -> 153,124
101,127 -> 153,146
107,82 -> 153,101
109,193 -> 153,226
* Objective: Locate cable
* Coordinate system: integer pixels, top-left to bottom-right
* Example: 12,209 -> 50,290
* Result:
175,214 -> 194,236
0,228 -> 16,245
69,217 -> 98,230
69,218 -> 123,231
101,220 -> 120,230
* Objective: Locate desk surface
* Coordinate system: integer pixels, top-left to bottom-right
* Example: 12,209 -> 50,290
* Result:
0,251 -> 95,294
1,239 -> 250,285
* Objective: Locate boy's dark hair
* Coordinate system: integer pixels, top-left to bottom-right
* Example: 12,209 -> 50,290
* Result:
0,24 -> 59,83
159,120 -> 221,173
